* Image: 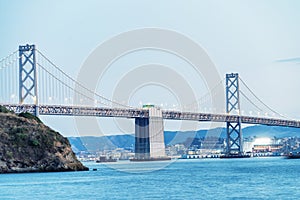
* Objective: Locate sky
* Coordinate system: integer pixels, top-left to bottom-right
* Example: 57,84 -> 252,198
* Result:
1,0 -> 300,136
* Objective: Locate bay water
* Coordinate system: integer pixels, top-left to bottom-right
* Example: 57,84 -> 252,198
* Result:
1,157 -> 300,199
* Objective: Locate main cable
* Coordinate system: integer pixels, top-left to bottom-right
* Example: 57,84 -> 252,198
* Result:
36,50 -> 133,108
239,76 -> 288,119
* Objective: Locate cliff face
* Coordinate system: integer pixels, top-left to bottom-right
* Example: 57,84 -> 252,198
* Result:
0,109 -> 88,173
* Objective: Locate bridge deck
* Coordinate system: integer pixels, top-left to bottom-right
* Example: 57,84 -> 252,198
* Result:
2,104 -> 300,128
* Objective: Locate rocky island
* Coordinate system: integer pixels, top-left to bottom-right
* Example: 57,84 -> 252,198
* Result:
0,106 -> 88,173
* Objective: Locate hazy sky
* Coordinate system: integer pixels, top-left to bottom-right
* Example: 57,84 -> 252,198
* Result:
1,0 -> 300,136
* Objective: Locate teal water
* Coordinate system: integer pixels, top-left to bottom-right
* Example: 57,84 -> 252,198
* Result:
1,157 -> 300,199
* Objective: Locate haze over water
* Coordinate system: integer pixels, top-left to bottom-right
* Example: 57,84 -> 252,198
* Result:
1,157 -> 300,199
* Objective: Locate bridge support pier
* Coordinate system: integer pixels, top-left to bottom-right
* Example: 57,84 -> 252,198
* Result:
225,73 -> 243,155
134,106 -> 166,160
135,118 -> 150,159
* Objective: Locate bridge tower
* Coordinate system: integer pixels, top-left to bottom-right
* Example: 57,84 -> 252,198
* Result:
19,44 -> 39,116
134,105 -> 167,160
225,73 -> 243,155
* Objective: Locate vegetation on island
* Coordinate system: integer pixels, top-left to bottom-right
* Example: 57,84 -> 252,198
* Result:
0,106 -> 88,173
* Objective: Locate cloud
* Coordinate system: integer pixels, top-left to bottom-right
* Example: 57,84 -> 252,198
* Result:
276,57 -> 300,64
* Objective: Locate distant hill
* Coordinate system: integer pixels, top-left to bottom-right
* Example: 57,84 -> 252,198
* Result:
68,134 -> 134,152
69,125 -> 300,152
242,125 -> 300,138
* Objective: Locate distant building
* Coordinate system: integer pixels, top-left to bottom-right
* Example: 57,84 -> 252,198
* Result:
252,144 -> 283,153
201,137 -> 225,151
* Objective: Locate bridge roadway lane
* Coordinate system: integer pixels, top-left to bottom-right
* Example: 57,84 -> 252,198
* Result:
2,104 -> 300,128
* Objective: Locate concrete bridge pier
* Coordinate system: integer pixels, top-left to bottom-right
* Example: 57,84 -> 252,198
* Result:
135,118 -> 150,159
134,106 -> 167,160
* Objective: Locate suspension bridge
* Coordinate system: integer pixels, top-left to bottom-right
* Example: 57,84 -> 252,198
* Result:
1,44 -> 299,159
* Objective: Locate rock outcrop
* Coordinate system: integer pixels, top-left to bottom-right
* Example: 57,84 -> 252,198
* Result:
0,107 -> 88,173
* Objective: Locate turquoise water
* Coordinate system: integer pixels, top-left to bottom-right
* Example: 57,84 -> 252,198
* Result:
1,157 -> 300,199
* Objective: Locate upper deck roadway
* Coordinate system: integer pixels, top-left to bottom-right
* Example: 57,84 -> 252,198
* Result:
2,104 -> 300,128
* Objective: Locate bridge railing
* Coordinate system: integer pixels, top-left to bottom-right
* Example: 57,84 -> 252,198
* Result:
2,103 -> 300,128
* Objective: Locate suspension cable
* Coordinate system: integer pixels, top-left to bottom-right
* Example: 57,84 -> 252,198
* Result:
240,90 -> 263,112
0,50 -> 18,64
239,76 -> 288,119
36,50 -> 133,108
184,77 -> 225,109
0,51 -> 20,70
37,62 -> 114,107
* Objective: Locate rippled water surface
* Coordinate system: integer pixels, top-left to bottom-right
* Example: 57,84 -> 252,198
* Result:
1,157 -> 300,199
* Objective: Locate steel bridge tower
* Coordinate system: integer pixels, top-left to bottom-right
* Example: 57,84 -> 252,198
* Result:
225,73 -> 243,155
19,44 -> 39,116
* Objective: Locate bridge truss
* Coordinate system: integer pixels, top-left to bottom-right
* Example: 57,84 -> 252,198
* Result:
3,104 -> 300,128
